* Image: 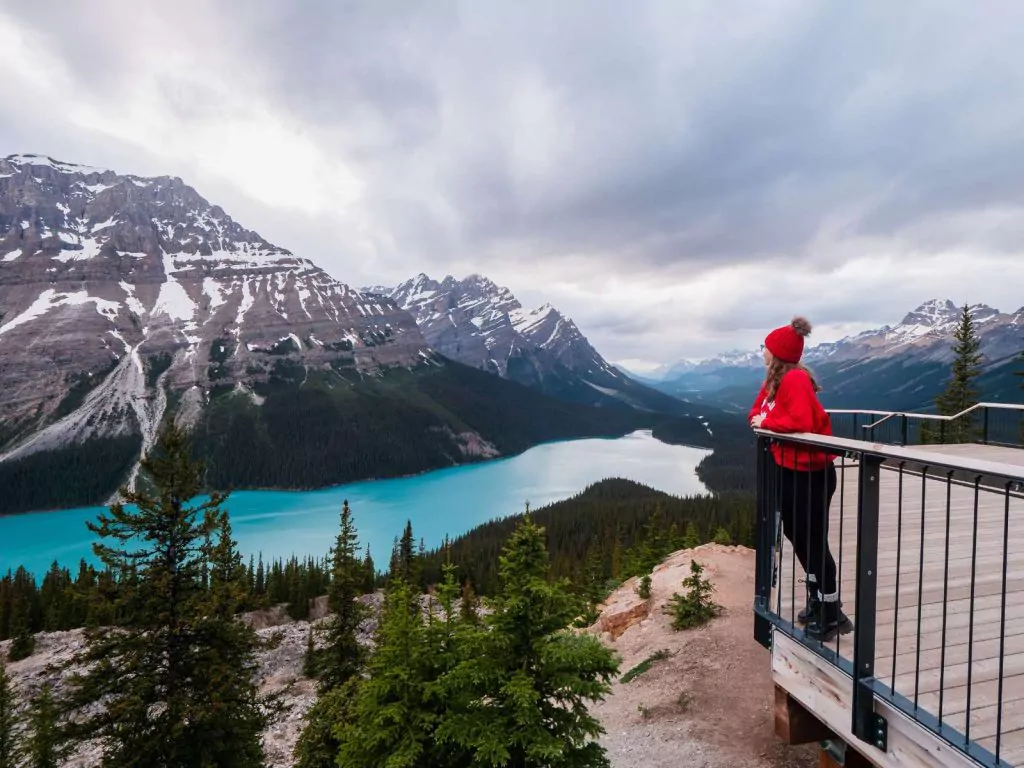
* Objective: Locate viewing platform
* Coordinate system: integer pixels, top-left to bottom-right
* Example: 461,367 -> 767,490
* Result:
754,404 -> 1024,768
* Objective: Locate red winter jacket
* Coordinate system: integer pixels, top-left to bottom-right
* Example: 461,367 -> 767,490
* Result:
749,368 -> 836,471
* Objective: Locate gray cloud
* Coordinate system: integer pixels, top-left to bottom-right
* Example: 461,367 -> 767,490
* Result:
3,1 -> 1024,363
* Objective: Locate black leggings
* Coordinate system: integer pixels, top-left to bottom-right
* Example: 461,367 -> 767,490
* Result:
777,461 -> 839,601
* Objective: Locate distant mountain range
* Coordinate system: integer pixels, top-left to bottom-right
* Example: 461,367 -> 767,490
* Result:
0,154 -> 713,515
651,299 -> 1024,412
367,273 -> 693,415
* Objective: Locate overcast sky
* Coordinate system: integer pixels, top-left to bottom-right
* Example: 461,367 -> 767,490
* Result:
2,1 -> 1023,370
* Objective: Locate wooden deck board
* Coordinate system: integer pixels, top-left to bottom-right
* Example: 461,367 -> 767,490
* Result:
770,444 -> 1024,765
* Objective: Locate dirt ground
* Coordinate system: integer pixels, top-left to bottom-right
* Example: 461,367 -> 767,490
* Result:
588,543 -> 818,768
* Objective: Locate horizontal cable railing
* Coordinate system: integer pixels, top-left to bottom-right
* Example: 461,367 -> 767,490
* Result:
828,403 -> 1024,449
753,429 -> 1024,766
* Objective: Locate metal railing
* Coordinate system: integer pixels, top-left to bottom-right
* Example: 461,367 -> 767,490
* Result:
828,403 -> 1024,449
753,429 -> 1024,766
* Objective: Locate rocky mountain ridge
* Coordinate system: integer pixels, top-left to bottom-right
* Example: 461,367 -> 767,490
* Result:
372,272 -> 693,414
652,300 -> 1024,411
0,153 -> 426,471
372,272 -> 616,378
659,300 -> 1023,378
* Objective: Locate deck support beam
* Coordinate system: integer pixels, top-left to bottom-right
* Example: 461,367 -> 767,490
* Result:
775,685 -> 835,745
819,740 -> 875,767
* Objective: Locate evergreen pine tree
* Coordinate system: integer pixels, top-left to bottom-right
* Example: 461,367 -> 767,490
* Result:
439,518 -> 619,767
459,580 -> 480,626
682,522 -> 701,550
287,560 -> 310,621
23,683 -> 66,768
293,682 -> 360,768
0,658 -> 18,768
609,532 -> 622,580
934,303 -> 984,443
398,520 -> 416,584
419,558 -> 473,768
7,592 -> 35,661
318,500 -> 367,691
666,523 -> 682,552
209,514 -> 249,617
335,579 -> 435,768
712,527 -> 732,546
61,421 -> 267,768
303,627 -> 317,679
361,545 -> 376,594
665,560 -> 720,631
255,555 -> 266,599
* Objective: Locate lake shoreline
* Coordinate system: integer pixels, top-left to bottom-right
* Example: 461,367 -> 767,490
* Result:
2,427 -> 695,518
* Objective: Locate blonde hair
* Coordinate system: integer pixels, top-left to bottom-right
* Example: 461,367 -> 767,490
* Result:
765,356 -> 821,400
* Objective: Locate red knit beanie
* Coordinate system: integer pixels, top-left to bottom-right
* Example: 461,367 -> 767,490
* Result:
764,317 -> 812,363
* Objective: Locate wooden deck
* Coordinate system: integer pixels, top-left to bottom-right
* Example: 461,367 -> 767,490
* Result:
773,444 -> 1024,765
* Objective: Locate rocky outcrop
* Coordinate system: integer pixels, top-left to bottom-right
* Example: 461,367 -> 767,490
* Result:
0,154 -> 428,465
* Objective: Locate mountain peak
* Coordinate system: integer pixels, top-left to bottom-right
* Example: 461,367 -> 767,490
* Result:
2,153 -> 111,175
386,271 -> 612,379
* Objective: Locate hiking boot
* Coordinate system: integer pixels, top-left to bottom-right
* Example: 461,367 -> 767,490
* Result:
796,583 -> 820,625
804,601 -> 854,642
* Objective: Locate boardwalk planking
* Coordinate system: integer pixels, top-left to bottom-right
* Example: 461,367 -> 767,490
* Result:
772,444 -> 1024,765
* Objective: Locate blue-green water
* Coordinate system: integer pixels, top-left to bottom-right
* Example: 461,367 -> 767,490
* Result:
0,431 -> 709,577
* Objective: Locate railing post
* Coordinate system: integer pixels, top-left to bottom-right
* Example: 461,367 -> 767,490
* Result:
852,453 -> 886,750
983,407 -> 990,445
753,435 -> 773,649
901,415 -> 908,446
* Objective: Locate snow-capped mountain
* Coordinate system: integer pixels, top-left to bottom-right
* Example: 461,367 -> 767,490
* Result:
660,300 -> 1022,376
653,300 -> 1024,411
1,154 -> 694,516
378,273 -> 610,378
0,153 -> 427,467
372,273 -> 692,413
807,300 -> 1023,364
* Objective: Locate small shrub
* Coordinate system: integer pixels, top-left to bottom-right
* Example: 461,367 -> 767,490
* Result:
637,704 -> 650,720
572,603 -> 601,629
664,560 -> 720,631
620,649 -> 673,684
677,691 -> 692,712
712,526 -> 732,546
264,629 -> 285,651
636,573 -> 652,600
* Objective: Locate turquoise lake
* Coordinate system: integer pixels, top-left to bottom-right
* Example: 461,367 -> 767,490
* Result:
0,430 -> 710,577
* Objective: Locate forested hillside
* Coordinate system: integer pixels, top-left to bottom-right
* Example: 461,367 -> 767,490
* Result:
419,478 -> 754,596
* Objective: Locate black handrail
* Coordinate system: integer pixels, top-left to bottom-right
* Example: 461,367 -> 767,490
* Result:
827,403 -> 1024,449
753,428 -> 1024,767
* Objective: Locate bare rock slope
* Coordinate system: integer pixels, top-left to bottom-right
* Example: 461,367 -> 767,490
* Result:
588,544 -> 816,768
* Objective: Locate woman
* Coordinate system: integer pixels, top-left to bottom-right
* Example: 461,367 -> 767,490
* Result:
749,316 -> 852,642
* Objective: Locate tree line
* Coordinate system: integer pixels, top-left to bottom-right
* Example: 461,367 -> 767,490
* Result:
417,478 -> 750,604
0,548 -> 381,654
